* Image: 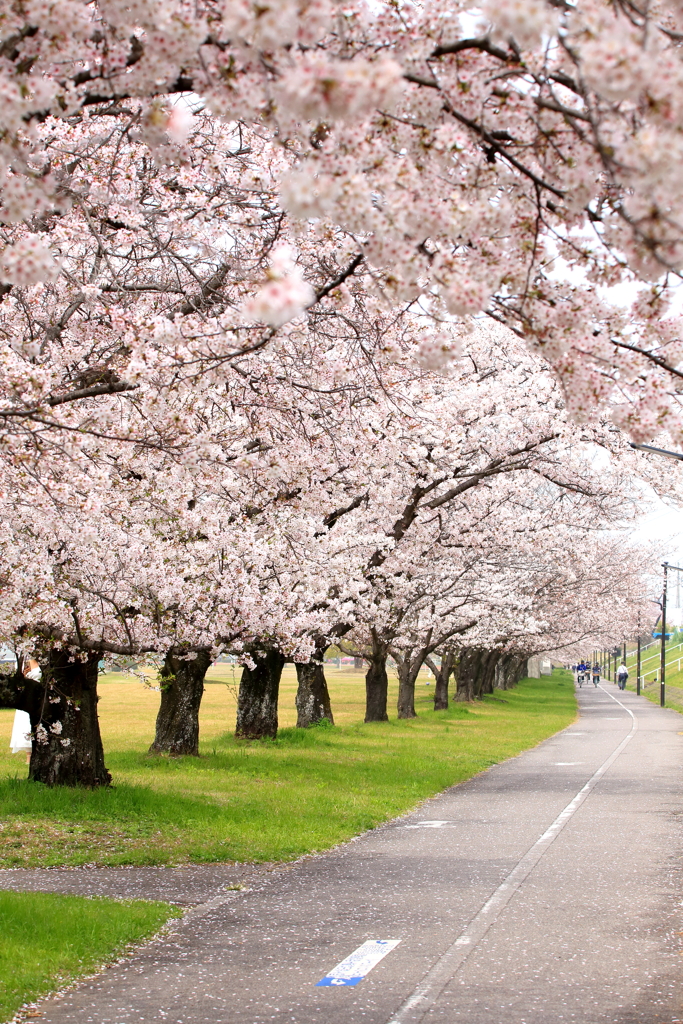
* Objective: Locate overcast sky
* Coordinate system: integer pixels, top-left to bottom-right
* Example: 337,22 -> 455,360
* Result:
633,498 -> 683,563
631,493 -> 683,626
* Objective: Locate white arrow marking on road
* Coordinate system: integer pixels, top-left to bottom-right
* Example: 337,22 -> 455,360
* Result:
316,939 -> 401,987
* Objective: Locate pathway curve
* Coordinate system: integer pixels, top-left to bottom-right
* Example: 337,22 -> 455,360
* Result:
6,682 -> 683,1024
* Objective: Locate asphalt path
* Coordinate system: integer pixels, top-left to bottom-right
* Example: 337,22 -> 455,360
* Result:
26,682 -> 683,1024
0,862 -> 272,906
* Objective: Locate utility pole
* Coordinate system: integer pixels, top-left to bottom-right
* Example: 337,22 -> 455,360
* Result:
637,618 -> 641,697
661,562 -> 668,708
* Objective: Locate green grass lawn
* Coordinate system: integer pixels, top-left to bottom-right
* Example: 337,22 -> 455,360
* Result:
616,636 -> 683,706
0,668 -> 577,868
0,891 -> 175,1022
623,637 -> 683,688
623,673 -> 683,712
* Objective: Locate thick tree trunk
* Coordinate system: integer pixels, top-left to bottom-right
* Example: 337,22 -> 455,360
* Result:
454,647 -> 477,701
29,650 -> 110,788
494,654 -> 507,690
433,651 -> 456,710
364,639 -> 389,722
235,647 -> 285,739
480,650 -> 498,696
0,669 -> 36,713
149,648 -> 212,756
295,647 -> 334,727
494,653 -> 527,691
396,653 -> 419,719
457,648 -> 518,700
455,648 -> 495,701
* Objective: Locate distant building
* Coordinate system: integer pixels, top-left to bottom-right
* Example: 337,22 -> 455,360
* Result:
527,655 -> 553,677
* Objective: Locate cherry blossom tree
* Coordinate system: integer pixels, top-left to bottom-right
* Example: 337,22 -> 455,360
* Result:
0,292 -> 670,781
2,0 -> 683,444
0,1 -> 679,790
448,534 -> 655,702
342,449 -> 650,718
239,323 -> 665,724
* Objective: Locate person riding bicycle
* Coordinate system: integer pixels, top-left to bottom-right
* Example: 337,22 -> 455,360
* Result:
592,663 -> 600,687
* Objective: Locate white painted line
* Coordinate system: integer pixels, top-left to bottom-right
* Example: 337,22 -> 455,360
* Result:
317,939 -> 401,987
404,820 -> 452,829
386,685 -> 637,1024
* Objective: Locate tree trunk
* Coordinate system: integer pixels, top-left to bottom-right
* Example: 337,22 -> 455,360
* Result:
235,647 -> 285,739
149,648 -> 212,756
295,647 -> 334,727
456,647 -> 492,701
353,657 -> 364,671
495,653 -> 526,691
494,654 -> 507,691
515,655 -> 529,685
396,653 -> 419,719
454,647 -> 477,701
0,668 -> 38,714
433,651 -> 456,710
29,649 -> 111,788
365,638 -> 389,722
479,650 -> 498,696
457,648 -> 513,700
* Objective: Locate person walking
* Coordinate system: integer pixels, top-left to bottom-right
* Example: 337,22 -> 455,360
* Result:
617,662 -> 629,690
592,662 -> 601,687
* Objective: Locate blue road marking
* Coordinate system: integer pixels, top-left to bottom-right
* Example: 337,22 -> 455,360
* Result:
316,939 -> 401,987
317,976 -> 365,987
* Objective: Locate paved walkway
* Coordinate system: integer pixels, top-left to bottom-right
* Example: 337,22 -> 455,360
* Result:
0,862 -> 274,906
5,683 -> 683,1024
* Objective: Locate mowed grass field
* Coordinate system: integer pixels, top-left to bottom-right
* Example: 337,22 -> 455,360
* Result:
0,666 -> 577,869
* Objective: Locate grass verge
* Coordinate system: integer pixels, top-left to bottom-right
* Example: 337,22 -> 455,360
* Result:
625,674 -> 683,712
0,670 -> 576,868
0,890 -> 175,1022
